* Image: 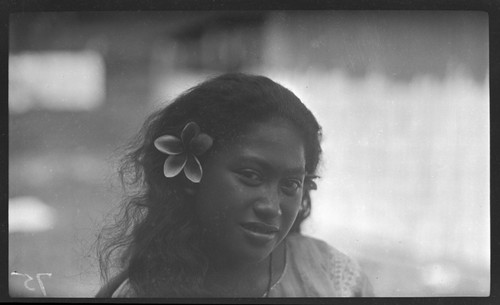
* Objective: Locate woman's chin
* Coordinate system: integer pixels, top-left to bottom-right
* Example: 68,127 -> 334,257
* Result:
202,229 -> 282,266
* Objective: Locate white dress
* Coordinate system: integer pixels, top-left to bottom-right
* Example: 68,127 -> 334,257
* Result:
110,233 -> 373,297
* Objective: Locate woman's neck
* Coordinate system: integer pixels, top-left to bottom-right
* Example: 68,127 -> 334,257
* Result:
203,241 -> 286,297
204,256 -> 269,297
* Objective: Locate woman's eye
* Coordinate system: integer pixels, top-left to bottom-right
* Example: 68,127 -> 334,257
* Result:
281,179 -> 302,195
237,169 -> 263,185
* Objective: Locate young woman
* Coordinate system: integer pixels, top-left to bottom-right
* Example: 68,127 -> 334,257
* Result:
96,73 -> 373,297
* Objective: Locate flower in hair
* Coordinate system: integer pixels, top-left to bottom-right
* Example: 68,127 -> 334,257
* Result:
154,122 -> 213,183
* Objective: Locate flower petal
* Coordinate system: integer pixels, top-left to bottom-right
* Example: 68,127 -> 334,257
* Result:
163,154 -> 187,178
189,133 -> 213,156
184,154 -> 202,183
181,122 -> 200,144
154,135 -> 183,155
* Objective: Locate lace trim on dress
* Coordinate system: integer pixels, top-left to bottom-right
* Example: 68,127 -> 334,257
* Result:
326,246 -> 364,297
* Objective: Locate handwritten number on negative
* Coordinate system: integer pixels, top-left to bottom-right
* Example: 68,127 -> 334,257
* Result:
11,272 -> 52,296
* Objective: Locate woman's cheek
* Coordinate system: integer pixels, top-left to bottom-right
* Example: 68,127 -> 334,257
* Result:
282,200 -> 301,229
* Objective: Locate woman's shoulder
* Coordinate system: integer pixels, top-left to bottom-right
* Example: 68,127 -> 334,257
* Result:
111,278 -> 135,297
286,233 -> 355,270
95,271 -> 135,298
286,232 -> 345,258
285,233 -> 374,297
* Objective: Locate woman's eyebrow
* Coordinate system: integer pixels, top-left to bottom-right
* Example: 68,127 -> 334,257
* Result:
283,167 -> 307,176
236,155 -> 306,175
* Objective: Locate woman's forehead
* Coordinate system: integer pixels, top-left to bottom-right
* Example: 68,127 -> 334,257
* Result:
244,117 -> 303,142
222,118 -> 306,171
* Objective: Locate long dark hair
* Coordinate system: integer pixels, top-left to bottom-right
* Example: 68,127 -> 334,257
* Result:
97,73 -> 322,297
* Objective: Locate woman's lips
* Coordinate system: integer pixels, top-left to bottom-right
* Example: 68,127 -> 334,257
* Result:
240,222 -> 279,244
240,222 -> 279,234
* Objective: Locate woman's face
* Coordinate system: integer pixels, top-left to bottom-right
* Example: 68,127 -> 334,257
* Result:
194,118 -> 306,264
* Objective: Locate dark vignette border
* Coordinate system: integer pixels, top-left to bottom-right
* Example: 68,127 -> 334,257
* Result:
0,0 -> 498,304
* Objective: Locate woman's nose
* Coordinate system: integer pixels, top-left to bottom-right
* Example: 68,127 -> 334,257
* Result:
253,188 -> 282,219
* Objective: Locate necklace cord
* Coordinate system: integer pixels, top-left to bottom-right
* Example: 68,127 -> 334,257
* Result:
264,238 -> 288,297
264,251 -> 273,297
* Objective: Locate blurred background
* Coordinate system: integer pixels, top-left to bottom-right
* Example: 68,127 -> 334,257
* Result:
8,11 -> 489,297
